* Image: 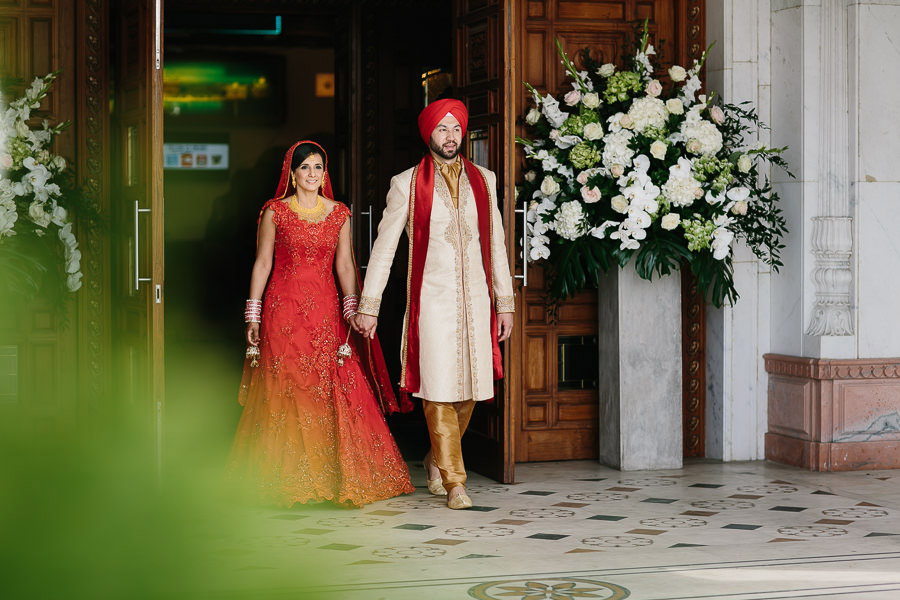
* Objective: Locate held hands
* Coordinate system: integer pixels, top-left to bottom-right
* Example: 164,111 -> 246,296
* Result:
246,322 -> 260,346
352,313 -> 378,339
497,313 -> 514,342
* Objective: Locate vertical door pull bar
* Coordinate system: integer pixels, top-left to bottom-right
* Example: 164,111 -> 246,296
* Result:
359,206 -> 373,270
134,200 -> 152,291
514,207 -> 528,287
154,0 -> 162,70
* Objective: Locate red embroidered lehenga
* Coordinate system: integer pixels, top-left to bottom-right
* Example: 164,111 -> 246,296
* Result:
227,142 -> 414,508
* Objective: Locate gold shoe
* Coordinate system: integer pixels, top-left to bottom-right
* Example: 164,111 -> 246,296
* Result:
424,455 -> 447,496
447,489 -> 472,510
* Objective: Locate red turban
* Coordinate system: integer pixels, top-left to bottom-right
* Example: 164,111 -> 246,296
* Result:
417,99 -> 468,145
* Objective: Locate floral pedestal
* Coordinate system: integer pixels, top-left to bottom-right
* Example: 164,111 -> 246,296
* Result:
597,267 -> 683,470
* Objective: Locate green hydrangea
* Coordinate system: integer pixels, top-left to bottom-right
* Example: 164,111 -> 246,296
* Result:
642,125 -> 667,141
603,71 -> 642,103
578,106 -> 601,123
561,115 -> 585,137
693,156 -> 734,193
681,218 -> 716,252
8,138 -> 30,168
568,142 -> 602,170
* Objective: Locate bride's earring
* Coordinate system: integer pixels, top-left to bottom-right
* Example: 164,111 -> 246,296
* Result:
291,173 -> 297,187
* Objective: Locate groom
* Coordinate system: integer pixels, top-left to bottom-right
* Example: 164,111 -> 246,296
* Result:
353,98 -> 515,509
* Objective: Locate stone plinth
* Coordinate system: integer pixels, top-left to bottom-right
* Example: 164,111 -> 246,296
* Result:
598,268 -> 682,471
765,354 -> 900,471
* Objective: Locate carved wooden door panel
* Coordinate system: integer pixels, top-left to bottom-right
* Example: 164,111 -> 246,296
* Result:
110,0 -> 165,466
454,0 -> 515,483
511,0 -> 706,462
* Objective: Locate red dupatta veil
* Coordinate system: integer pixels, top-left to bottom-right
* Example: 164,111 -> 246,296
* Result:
246,140 -> 409,415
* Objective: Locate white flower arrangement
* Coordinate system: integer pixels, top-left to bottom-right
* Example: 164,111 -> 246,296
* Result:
517,24 -> 792,306
1,72 -> 84,303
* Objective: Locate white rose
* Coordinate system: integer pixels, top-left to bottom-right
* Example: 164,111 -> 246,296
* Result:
0,154 -> 12,170
583,121 -> 603,140
666,98 -> 684,115
524,170 -> 536,182
540,176 -> 560,196
645,79 -> 663,97
525,108 -> 541,125
582,92 -> 600,109
610,195 -> 628,214
563,90 -> 581,106
669,65 -> 687,82
709,105 -> 725,125
610,164 -> 625,178
737,154 -> 752,173
619,114 -> 634,129
686,139 -> 702,154
649,140 -> 667,160
661,213 -> 681,230
549,129 -> 561,141
598,63 -> 616,77
731,200 -> 749,215
581,186 -> 601,204
576,171 -> 589,185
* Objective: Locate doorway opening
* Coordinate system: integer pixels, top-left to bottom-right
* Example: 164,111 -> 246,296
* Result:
160,2 -> 453,469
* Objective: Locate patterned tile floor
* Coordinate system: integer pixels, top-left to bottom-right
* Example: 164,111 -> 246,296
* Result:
206,460 -> 900,599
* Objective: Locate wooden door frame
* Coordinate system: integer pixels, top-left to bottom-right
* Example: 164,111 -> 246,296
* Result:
503,0 -> 708,468
500,0 -> 519,481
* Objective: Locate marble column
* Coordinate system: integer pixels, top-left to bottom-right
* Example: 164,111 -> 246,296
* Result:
764,0 -> 900,470
598,268 -> 682,471
703,0 -> 771,461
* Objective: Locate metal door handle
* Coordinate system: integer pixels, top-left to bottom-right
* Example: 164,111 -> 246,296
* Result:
134,200 -> 152,291
360,206 -> 373,270
514,207 -> 528,287
154,0 -> 162,70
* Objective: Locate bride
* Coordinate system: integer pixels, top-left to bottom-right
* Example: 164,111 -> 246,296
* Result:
226,140 -> 414,507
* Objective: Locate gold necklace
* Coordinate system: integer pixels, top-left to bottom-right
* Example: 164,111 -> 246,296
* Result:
290,195 -> 327,221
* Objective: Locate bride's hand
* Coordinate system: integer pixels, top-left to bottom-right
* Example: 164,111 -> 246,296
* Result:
246,322 -> 260,346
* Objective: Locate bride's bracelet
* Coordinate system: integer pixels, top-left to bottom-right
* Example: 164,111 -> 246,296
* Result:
342,294 -> 359,322
245,298 -> 263,323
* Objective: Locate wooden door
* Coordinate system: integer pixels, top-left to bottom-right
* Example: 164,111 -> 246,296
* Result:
0,0 -> 78,433
454,0 -> 516,483
510,0 -> 706,463
110,0 -> 165,469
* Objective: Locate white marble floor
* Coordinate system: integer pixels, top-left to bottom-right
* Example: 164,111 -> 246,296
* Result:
205,460 -> 900,599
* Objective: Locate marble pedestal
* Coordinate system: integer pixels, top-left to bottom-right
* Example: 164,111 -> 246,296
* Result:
765,354 -> 900,471
597,267 -> 683,470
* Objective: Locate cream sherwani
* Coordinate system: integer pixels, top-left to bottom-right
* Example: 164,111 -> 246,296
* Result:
358,159 -> 515,403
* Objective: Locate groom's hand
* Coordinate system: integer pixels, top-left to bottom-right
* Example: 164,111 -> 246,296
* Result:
353,314 -> 378,339
497,313 -> 514,342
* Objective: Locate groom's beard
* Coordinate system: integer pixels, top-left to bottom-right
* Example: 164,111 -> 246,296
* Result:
429,138 -> 460,160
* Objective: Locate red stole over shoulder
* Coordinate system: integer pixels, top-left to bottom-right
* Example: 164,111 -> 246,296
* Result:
401,155 -> 502,397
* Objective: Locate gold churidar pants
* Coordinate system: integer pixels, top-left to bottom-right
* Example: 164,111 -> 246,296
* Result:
422,399 -> 476,492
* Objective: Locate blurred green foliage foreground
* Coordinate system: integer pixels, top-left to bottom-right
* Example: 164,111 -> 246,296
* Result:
0,410 -> 339,599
